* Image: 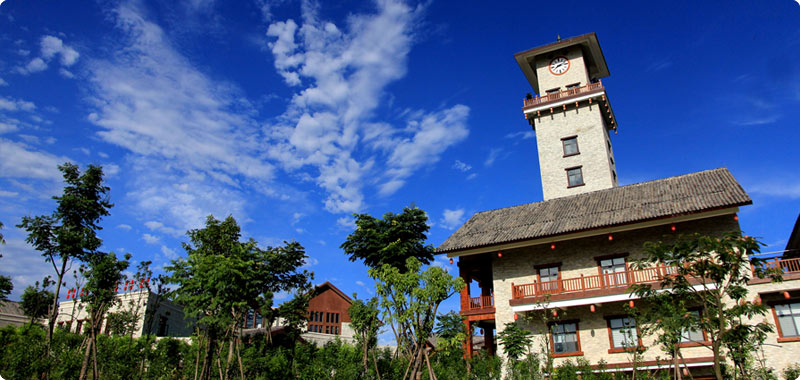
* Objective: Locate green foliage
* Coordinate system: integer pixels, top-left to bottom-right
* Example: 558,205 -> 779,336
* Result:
632,232 -> 781,380
341,206 -> 435,271
17,162 -> 113,346
783,363 -> 800,380
497,322 -> 532,361
105,309 -> 139,336
20,282 -> 54,324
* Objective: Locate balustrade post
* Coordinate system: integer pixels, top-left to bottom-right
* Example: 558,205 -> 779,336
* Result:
511,282 -> 515,299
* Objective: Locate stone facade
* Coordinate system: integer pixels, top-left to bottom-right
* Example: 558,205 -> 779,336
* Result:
56,290 -> 193,338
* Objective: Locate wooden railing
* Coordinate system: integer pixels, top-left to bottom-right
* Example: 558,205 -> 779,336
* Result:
512,258 -> 800,300
468,295 -> 494,310
523,80 -> 604,108
754,257 -> 800,275
512,265 -> 678,300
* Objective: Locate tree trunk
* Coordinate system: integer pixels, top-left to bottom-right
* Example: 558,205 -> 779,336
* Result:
362,333 -> 369,374
47,256 -> 68,352
423,349 -> 437,380
78,329 -> 93,380
673,349 -> 682,380
92,319 -> 99,380
371,349 -> 382,380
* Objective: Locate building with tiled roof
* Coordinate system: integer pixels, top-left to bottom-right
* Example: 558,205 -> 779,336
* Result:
437,33 -> 800,377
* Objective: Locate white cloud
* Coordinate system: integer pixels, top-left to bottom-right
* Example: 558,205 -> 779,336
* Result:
0,78 -> 7,86
103,163 -> 120,177
20,58 -> 47,74
302,257 -> 318,268
84,2 -> 277,233
265,1 -> 469,212
441,208 -> 465,230
0,139 -> 68,181
40,35 -> 80,66
116,224 -> 132,230
0,190 -> 19,197
0,96 -> 36,112
0,122 -> 18,134
144,220 -> 183,238
355,280 -> 365,287
750,182 -> 800,199
337,216 -> 355,230
160,245 -> 178,260
452,160 -> 472,172
505,130 -> 535,140
142,233 -> 160,244
484,148 -> 502,167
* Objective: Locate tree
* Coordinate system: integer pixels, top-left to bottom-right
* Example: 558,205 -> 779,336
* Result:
17,163 -> 112,349
370,257 -> 464,380
341,206 -> 435,272
631,232 -> 782,380
166,215 -> 312,380
78,251 -> 131,380
20,280 -> 55,327
497,322 -> 532,362
349,295 -> 383,377
0,220 -> 12,303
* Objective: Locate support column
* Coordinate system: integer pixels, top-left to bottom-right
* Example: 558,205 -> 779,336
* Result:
459,262 -> 471,311
484,324 -> 495,356
463,320 -> 473,358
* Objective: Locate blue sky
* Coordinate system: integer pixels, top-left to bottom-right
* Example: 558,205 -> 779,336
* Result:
1,0 -> 799,324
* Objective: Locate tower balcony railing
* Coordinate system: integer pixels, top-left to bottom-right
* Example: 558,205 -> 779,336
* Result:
522,80 -> 604,109
468,295 -> 494,311
511,257 -> 800,301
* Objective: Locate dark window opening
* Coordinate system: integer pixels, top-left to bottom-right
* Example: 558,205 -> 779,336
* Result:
567,167 -> 584,187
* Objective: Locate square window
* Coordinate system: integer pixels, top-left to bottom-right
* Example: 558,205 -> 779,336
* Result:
538,266 -> 559,291
551,322 -> 579,354
546,87 -> 561,94
566,83 -> 581,89
567,167 -> 584,187
562,137 -> 579,156
608,317 -> 638,349
776,303 -> 800,337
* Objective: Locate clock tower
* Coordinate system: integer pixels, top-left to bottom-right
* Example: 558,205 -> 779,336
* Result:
515,33 -> 619,201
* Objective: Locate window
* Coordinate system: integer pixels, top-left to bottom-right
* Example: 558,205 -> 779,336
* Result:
157,316 -> 169,337
246,310 -> 254,328
566,83 -> 580,89
546,87 -> 560,95
255,312 -> 262,329
607,317 -> 638,351
599,256 -> 628,287
550,321 -> 581,356
680,310 -> 705,344
566,167 -> 584,187
562,136 -> 579,157
538,266 -> 559,292
775,302 -> 800,339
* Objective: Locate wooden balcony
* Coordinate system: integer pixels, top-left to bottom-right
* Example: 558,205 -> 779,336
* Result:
511,258 -> 800,304
468,295 -> 494,310
522,81 -> 604,109
512,265 -> 677,301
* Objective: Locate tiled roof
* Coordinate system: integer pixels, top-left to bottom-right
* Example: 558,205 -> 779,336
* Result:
436,168 -> 751,253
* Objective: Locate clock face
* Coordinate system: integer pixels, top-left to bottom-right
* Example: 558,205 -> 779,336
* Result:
549,56 -> 570,75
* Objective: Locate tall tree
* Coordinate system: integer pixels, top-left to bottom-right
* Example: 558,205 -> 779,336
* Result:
17,163 -> 112,348
341,206 -> 435,272
349,295 -> 383,377
166,215 -> 312,380
370,257 -> 464,380
78,251 -> 131,380
631,232 -> 782,380
0,220 -> 12,303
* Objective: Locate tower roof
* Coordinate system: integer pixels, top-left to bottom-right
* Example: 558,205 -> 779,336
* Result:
436,168 -> 751,254
515,32 -> 610,94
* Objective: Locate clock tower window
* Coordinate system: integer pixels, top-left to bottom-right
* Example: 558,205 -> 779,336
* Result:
566,167 -> 584,188
562,136 -> 579,157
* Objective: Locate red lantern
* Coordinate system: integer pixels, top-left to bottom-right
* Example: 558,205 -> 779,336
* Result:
608,234 -> 613,241
682,368 -> 689,376
784,291 -> 791,299
733,215 -> 739,221
629,300 -> 634,308
449,258 -> 454,264
497,251 -> 502,258
514,313 -> 519,321
552,310 -> 558,317
590,305 -> 596,313
550,243 -> 556,250
670,224 -> 676,232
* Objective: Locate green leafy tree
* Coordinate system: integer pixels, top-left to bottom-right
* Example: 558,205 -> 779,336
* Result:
497,322 -> 532,362
20,280 -> 55,327
627,291 -> 693,380
78,251 -> 131,380
631,232 -> 782,380
341,206 -> 435,272
17,163 -> 112,348
0,220 -> 12,303
370,257 -> 464,380
166,215 -> 312,380
349,295 -> 383,377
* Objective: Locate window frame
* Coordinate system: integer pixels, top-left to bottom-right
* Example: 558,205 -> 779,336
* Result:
535,262 -> 562,292
594,253 -> 630,287
678,309 -> 710,347
548,320 -> 583,357
605,315 -> 642,353
771,299 -> 800,343
566,166 -> 584,188
561,136 -> 580,157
